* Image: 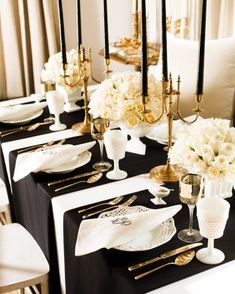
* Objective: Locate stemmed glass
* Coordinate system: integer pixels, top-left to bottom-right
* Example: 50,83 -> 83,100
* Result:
178,173 -> 204,243
196,197 -> 230,264
46,90 -> 67,131
91,117 -> 112,172
104,130 -> 128,180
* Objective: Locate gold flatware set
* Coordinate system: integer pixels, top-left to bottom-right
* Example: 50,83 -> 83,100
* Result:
16,139 -> 66,154
54,173 -> 103,192
0,118 -> 54,137
134,250 -> 195,280
82,194 -> 138,219
128,242 -> 202,280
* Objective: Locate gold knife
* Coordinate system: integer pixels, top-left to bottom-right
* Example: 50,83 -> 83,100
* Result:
47,170 -> 99,186
128,242 -> 203,271
82,194 -> 138,219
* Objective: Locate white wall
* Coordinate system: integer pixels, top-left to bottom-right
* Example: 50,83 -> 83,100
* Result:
63,0 -> 133,82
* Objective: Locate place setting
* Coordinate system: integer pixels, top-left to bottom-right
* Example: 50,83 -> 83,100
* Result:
13,141 -> 96,182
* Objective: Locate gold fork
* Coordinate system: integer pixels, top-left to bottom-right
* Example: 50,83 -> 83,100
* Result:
17,141 -> 55,153
78,195 -> 124,214
82,195 -> 138,219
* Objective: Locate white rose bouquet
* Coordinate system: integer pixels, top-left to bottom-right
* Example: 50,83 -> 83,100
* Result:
88,71 -> 163,127
168,118 -> 235,182
41,49 -> 81,92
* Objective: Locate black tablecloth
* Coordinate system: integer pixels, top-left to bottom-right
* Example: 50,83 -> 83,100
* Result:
3,108 -> 235,294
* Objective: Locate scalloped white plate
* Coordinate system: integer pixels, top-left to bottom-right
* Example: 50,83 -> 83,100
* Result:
99,206 -> 176,251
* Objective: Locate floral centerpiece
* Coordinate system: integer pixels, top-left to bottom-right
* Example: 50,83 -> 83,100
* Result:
41,50 -> 83,112
89,71 -> 163,155
89,71 -> 162,126
41,49 -> 82,92
168,118 -> 235,197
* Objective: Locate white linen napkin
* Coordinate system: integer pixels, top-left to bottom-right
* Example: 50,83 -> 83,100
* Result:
13,141 -> 95,181
0,102 -> 47,122
75,204 -> 182,256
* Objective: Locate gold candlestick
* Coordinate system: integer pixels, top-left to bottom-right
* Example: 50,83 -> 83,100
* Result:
72,46 -> 92,134
146,74 -> 202,183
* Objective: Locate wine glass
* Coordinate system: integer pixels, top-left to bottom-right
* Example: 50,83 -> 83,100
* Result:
178,173 -> 204,243
104,130 -> 128,180
196,197 -> 230,264
91,117 -> 112,172
46,90 -> 66,131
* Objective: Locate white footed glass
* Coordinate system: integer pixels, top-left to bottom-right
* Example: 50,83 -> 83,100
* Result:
46,90 -> 66,131
104,130 -> 128,180
148,186 -> 171,205
178,173 -> 204,243
196,197 -> 230,264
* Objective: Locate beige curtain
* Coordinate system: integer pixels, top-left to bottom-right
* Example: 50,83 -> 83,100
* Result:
0,0 -> 60,100
165,0 -> 235,40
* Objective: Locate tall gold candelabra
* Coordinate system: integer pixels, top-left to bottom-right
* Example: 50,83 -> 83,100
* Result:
71,46 -> 92,134
144,74 -> 202,182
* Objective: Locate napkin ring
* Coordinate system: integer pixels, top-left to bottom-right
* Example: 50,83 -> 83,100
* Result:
111,217 -> 131,226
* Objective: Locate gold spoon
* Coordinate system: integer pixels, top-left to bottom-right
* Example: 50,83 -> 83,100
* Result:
54,173 -> 103,192
134,250 -> 195,280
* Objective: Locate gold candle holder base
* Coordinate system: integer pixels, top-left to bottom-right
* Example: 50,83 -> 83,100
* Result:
150,162 -> 187,183
72,120 -> 91,134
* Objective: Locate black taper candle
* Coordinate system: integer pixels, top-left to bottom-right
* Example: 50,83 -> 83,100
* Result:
77,0 -> 82,49
196,0 -> 207,95
103,0 -> 110,60
141,0 -> 148,98
57,0 -> 67,65
161,0 -> 168,81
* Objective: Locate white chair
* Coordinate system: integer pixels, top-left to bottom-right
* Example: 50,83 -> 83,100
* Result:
0,223 -> 49,294
150,35 -> 235,125
0,178 -> 11,225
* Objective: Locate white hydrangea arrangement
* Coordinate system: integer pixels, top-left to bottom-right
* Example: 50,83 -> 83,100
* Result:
168,118 -> 235,182
88,71 -> 163,127
41,49 -> 81,92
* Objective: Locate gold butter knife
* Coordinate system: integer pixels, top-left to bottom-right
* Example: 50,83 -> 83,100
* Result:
82,194 -> 138,219
47,170 -> 99,186
128,242 -> 203,271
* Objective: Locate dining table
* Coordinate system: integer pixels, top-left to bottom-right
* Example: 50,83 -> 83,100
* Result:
0,96 -> 235,294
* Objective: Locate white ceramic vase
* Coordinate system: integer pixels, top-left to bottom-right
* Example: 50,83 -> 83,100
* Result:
204,178 -> 234,198
56,84 -> 82,113
120,122 -> 154,155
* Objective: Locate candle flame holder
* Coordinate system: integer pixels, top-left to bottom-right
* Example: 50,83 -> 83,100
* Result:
104,58 -> 112,79
144,74 -> 203,182
72,46 -> 92,134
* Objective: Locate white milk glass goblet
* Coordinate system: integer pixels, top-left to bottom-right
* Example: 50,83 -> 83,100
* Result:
104,130 -> 128,180
196,197 -> 230,264
46,90 -> 66,131
178,173 -> 204,243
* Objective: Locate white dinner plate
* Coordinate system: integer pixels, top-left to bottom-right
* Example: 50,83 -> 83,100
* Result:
99,205 -> 176,251
1,109 -> 44,125
43,151 -> 92,174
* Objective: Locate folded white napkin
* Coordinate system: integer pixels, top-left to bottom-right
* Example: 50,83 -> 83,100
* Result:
0,102 -> 47,122
75,204 -> 181,256
13,141 -> 95,181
